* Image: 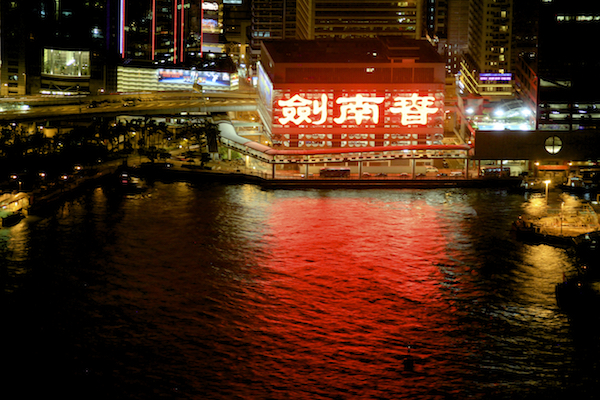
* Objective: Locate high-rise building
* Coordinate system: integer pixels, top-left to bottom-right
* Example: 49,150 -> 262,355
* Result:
222,0 -> 252,68
295,0 -> 422,40
250,0 -> 296,61
119,0 -> 222,65
457,0 -> 513,99
0,1 -> 30,96
7,0 -> 117,96
532,1 -> 600,131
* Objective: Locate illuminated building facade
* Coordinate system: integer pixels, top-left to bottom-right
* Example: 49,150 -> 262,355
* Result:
257,37 -> 469,174
1,0 -> 114,96
117,53 -> 238,92
295,0 -> 422,40
250,0 -> 296,61
119,0 -> 223,64
457,0 -> 513,99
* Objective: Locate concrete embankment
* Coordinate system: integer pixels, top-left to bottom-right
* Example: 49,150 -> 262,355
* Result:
132,164 -> 523,190
28,168 -> 118,214
20,163 -> 522,216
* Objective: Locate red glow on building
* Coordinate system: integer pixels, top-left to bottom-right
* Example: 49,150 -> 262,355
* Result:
274,91 -> 443,130
259,38 -> 457,154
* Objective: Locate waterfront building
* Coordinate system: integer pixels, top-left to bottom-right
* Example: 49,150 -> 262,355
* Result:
257,37 -> 470,176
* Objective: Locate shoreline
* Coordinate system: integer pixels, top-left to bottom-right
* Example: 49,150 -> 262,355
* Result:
6,162 -> 524,220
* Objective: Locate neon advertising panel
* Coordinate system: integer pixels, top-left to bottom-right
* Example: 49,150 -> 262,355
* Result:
274,90 -> 443,130
158,69 -> 195,84
157,69 -> 238,89
272,89 -> 444,149
195,71 -> 235,87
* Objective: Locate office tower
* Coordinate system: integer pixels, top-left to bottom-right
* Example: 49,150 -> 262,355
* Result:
0,0 -> 116,96
223,0 -> 251,67
0,1 -> 30,96
425,0 -> 448,40
457,0 -> 513,99
295,0 -> 422,40
533,1 -> 600,131
423,0 -> 470,75
445,0 -> 469,74
119,0 -> 222,65
250,0 -> 296,60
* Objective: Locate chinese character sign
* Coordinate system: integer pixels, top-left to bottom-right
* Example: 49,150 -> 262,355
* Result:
278,94 -> 328,125
334,94 -> 385,125
389,93 -> 438,125
275,91 -> 441,128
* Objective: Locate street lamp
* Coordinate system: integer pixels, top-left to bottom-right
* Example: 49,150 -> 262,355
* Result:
544,180 -> 551,204
561,202 -> 564,236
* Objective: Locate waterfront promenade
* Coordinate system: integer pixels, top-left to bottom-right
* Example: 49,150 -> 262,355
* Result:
1,156 -> 523,218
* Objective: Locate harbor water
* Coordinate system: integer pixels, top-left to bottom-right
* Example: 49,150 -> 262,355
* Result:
2,180 -> 599,399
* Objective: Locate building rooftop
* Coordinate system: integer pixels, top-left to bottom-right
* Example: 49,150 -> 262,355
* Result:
262,37 -> 444,64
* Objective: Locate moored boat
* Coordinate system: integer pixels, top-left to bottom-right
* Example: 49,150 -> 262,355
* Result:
1,210 -> 24,227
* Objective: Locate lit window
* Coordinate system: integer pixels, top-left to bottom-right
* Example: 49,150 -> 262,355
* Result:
545,136 -> 562,155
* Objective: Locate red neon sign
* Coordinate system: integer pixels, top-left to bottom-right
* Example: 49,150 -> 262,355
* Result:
275,91 -> 441,128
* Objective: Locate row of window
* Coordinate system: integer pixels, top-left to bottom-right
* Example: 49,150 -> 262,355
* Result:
285,67 -> 435,83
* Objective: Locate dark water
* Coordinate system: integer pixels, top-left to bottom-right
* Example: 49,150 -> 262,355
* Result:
2,181 -> 599,399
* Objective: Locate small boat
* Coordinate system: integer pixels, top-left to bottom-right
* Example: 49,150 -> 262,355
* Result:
118,171 -> 147,194
1,210 -> 24,227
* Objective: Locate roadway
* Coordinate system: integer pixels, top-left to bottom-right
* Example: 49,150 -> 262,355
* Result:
0,89 -> 260,123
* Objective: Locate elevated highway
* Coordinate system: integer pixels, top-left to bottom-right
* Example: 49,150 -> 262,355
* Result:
2,89 -> 471,167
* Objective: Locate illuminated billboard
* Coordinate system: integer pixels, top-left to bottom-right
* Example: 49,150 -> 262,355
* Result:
273,89 -> 444,131
271,88 -> 444,149
157,69 -> 238,88
195,71 -> 234,87
157,69 -> 195,84
257,62 -> 273,114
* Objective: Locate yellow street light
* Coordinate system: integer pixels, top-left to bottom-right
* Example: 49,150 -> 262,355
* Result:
544,180 -> 551,204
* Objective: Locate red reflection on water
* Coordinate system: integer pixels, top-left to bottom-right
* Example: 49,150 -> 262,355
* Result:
252,196 -> 465,397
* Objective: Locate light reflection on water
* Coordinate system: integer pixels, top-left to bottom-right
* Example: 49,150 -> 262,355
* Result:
2,182 -> 600,399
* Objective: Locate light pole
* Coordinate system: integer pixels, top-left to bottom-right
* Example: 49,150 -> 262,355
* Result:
561,202 -> 564,236
544,180 -> 551,204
